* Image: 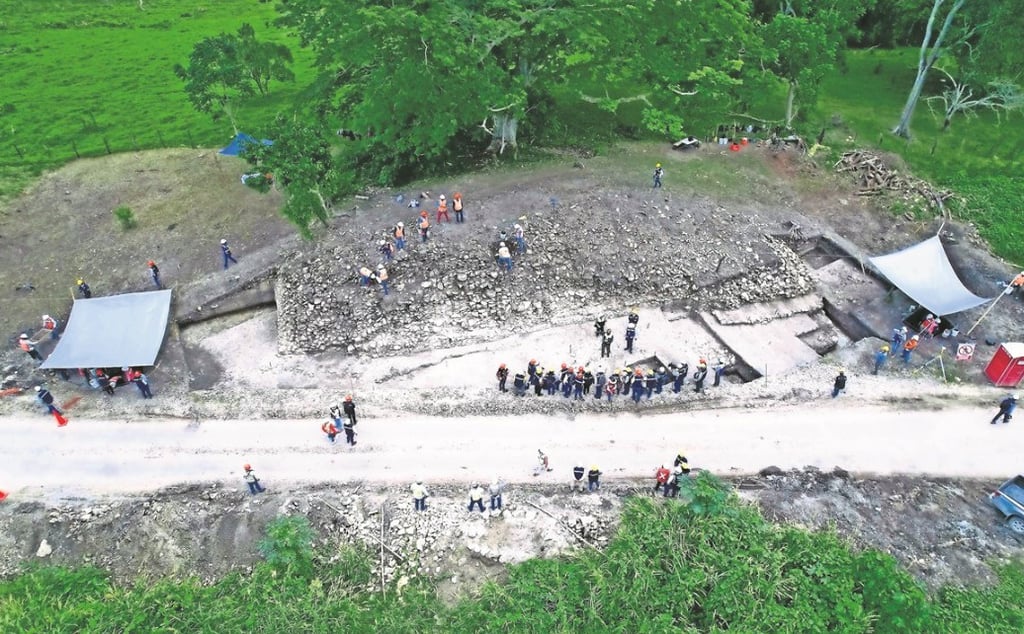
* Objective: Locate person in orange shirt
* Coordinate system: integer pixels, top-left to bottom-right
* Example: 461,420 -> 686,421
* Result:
902,335 -> 919,363
418,211 -> 430,242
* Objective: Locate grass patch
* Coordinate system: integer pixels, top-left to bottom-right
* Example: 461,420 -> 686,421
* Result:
5,476 -> 1024,632
0,0 -> 315,201
814,48 -> 1024,264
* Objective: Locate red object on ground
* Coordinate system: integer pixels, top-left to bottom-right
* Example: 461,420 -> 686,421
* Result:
53,411 -> 68,427
729,143 -> 741,152
985,343 -> 1024,387
0,490 -> 7,502
741,137 -> 749,145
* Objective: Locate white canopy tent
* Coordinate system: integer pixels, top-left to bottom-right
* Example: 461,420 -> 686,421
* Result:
869,236 -> 993,316
40,290 -> 172,370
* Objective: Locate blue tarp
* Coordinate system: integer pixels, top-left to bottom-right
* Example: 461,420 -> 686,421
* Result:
218,132 -> 273,156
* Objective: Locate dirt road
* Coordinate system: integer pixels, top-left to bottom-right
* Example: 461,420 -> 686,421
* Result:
1,403 -> 1015,500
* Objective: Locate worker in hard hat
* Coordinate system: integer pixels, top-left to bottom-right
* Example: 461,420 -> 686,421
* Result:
653,162 -> 664,188
242,464 -> 265,495
220,239 -> 238,269
77,278 -> 92,299
874,346 -> 890,375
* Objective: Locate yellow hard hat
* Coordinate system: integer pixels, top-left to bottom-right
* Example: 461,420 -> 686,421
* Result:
655,163 -> 661,168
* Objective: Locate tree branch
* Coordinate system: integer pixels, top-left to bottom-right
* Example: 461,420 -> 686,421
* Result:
579,92 -> 652,107
668,86 -> 699,97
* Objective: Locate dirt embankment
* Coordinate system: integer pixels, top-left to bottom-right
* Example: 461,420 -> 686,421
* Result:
1,471 -> 1018,593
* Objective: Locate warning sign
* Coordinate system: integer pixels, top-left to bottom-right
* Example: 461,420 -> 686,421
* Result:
956,343 -> 975,361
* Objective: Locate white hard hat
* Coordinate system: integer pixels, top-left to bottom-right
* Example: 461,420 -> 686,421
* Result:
34,385 -> 41,392
220,239 -> 227,245
19,333 -> 28,339
439,194 -> 446,199
499,242 -> 506,247
43,314 -> 51,320
514,223 -> 522,229
397,221 -> 404,228
378,240 -> 385,246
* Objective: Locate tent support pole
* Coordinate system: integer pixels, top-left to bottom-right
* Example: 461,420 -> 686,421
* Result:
966,292 -> 1006,336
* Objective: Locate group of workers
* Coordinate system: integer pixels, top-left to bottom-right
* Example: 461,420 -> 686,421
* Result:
321,395 -> 359,446
495,310 -> 726,403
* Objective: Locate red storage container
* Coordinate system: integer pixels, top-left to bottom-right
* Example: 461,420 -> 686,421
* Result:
985,343 -> 1024,387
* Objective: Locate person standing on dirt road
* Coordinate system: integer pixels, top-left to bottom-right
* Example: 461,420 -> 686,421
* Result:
594,369 -> 606,400
418,211 -> 430,242
572,464 -> 586,492
653,163 -> 664,188
653,465 -> 671,495
692,361 -> 708,393
991,394 -> 1018,425
712,361 -> 726,387
594,315 -> 606,338
496,242 -> 513,272
587,466 -> 602,492
452,192 -> 465,223
220,239 -> 239,269
488,478 -> 505,510
243,464 -> 265,495
832,369 -> 847,398
513,223 -> 527,254
411,481 -> 429,511
393,222 -> 407,251
77,278 -> 92,299
342,395 -> 357,426
624,324 -> 637,353
436,194 -> 450,223
18,334 -> 42,361
468,484 -> 486,513
379,239 -> 395,263
147,260 -> 161,288
513,371 -> 528,396
496,363 -> 509,392
374,266 -> 390,296
891,326 -> 908,356
321,420 -> 338,443
533,450 -> 553,476
601,329 -> 614,358
902,335 -> 919,364
343,416 -> 357,446
35,386 -> 63,415
672,363 -> 688,393
874,346 -> 889,375
128,369 -> 153,399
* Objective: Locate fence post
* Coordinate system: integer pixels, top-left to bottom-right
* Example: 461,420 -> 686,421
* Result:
103,137 -> 112,154
71,140 -> 80,158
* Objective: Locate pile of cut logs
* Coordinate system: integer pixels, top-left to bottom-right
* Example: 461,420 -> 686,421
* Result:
834,150 -> 955,211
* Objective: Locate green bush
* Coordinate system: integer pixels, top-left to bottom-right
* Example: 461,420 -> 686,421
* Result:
4,488 -> 1024,632
257,515 -> 315,577
112,205 -> 136,231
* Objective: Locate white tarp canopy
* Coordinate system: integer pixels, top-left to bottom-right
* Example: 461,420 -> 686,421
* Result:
41,290 -> 172,369
869,236 -> 993,316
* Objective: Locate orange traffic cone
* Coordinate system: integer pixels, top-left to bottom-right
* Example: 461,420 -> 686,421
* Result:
53,411 -> 68,427
0,490 -> 8,502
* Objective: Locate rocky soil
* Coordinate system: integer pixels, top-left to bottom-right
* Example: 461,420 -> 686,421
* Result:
2,471 -> 1018,594
276,174 -> 816,355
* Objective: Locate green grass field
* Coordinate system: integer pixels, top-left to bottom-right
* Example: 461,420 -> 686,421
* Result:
0,0 -> 314,199
814,49 -> 1024,264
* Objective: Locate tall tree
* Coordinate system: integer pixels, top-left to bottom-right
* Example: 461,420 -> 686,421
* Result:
175,24 -> 294,128
174,34 -> 250,131
236,23 -> 295,96
892,0 -> 968,138
243,115 -> 351,238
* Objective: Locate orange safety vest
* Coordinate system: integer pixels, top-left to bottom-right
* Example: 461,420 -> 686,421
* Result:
18,339 -> 31,352
419,216 -> 430,230
453,195 -> 463,211
438,200 -> 448,213
377,269 -> 388,282
905,339 -> 918,351
394,226 -> 405,240
42,317 -> 56,330
1013,273 -> 1024,287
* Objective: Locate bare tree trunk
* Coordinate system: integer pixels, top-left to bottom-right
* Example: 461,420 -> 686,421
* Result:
893,0 -> 966,138
784,81 -> 797,129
